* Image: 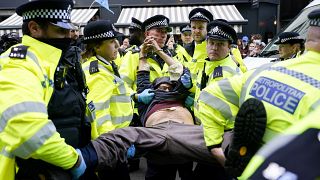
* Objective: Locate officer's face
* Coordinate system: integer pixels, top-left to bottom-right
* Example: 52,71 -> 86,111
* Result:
96,38 -> 119,61
191,20 -> 207,43
278,43 -> 295,59
32,22 -> 71,39
145,28 -> 168,48
206,38 -> 230,61
181,31 -> 193,44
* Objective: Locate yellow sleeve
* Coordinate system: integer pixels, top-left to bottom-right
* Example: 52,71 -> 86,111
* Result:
119,52 -> 139,91
0,61 -> 77,170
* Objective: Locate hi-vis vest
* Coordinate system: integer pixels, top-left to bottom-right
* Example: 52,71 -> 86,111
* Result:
82,56 -> 134,139
119,49 -> 172,92
0,35 -> 78,180
197,51 -> 320,147
193,56 -> 242,123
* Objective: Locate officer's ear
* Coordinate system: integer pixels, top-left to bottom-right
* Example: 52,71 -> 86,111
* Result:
28,21 -> 42,38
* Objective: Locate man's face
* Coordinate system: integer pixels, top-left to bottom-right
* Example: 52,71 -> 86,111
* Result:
206,38 -> 230,61
278,43 -> 295,59
33,22 -> 71,39
157,83 -> 173,92
145,28 -> 168,48
96,38 -> 119,61
191,20 -> 207,43
70,29 -> 79,40
129,29 -> 144,44
181,31 -> 193,44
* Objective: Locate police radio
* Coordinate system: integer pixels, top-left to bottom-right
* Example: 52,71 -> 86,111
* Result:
54,64 -> 68,89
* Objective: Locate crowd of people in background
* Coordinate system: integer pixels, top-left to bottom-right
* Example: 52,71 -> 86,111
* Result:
1,0 -> 320,180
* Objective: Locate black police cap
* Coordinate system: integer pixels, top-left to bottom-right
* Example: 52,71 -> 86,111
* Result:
142,15 -> 172,32
207,20 -> 237,43
129,17 -> 142,30
308,9 -> 320,27
180,24 -> 192,33
16,0 -> 75,30
274,32 -> 304,45
189,8 -> 213,23
83,20 -> 120,43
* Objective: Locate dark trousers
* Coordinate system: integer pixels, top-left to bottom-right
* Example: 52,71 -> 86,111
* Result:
146,160 -> 193,180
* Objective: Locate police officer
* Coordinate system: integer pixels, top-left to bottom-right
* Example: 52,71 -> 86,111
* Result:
272,32 -> 305,61
194,20 -> 242,105
196,8 -> 320,177
179,24 -> 193,46
0,32 -> 21,55
128,17 -> 144,49
185,8 -> 214,81
119,15 -> 178,91
81,20 -> 134,179
0,0 -> 89,179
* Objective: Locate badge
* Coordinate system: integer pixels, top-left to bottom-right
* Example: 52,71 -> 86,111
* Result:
212,66 -> 223,78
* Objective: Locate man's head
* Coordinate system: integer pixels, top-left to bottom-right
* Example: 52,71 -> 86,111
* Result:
242,36 -> 249,46
82,20 -> 120,60
142,15 -> 172,48
275,32 -> 304,59
206,20 -> 237,61
153,76 -> 173,92
189,8 -> 213,44
17,0 -> 75,39
70,23 -> 80,40
305,9 -> 320,53
180,24 -> 193,45
129,17 -> 144,46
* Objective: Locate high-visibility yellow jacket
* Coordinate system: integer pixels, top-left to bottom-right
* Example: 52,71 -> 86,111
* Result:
231,47 -> 247,73
196,50 -> 320,148
193,56 -> 242,121
174,44 -> 192,67
0,35 -> 78,180
119,50 -> 172,91
82,56 -> 134,139
187,41 -> 208,81
240,105 -> 320,179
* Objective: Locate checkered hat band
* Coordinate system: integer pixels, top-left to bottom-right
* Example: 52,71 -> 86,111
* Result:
280,36 -> 302,43
310,19 -> 320,27
209,28 -> 232,40
182,27 -> 191,32
145,20 -> 168,31
130,22 -> 142,30
191,14 -> 210,22
84,31 -> 115,41
22,9 -> 71,21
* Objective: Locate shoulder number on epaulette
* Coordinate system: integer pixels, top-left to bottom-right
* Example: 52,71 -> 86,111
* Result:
89,60 -> 99,74
9,45 -> 29,59
131,46 -> 141,54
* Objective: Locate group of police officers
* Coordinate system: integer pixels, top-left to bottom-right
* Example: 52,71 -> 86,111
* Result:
0,0 -> 320,179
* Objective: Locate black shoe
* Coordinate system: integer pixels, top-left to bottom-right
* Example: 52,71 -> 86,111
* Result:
225,98 -> 267,178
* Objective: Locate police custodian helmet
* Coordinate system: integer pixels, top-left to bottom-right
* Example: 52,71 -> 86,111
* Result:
82,20 -> 120,44
16,0 -> 75,30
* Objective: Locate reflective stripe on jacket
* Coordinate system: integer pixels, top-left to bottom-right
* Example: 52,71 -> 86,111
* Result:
0,35 -> 78,180
83,56 -> 134,139
197,51 -> 320,147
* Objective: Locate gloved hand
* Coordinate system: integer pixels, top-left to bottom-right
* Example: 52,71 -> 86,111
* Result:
180,73 -> 192,89
70,149 -> 87,180
127,144 -> 136,159
185,95 -> 194,108
138,88 -> 155,104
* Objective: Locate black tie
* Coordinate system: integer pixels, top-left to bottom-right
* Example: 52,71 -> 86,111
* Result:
111,61 -> 121,78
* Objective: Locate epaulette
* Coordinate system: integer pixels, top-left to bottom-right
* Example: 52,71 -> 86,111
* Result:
89,60 -> 99,74
131,46 -> 141,54
9,45 -> 29,59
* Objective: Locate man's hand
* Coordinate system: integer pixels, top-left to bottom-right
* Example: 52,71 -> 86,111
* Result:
180,73 -> 192,89
138,88 -> 155,104
70,149 -> 87,180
